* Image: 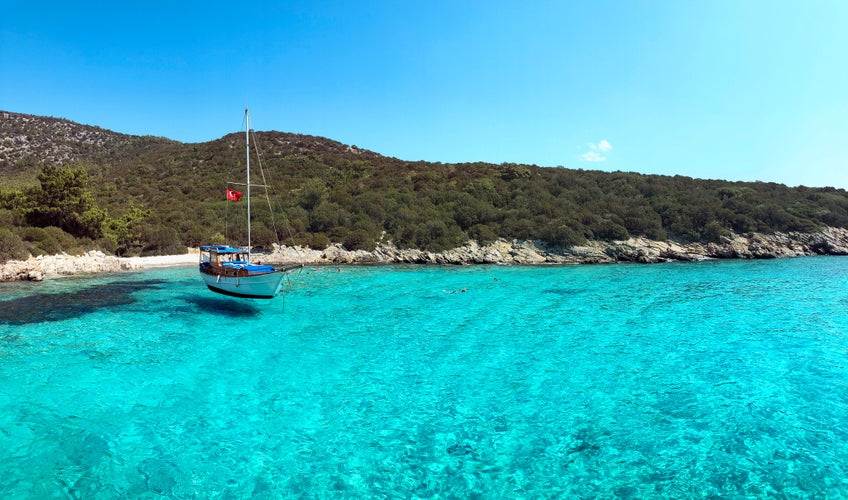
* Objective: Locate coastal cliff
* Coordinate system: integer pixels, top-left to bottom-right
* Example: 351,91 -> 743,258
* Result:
2,227 -> 846,282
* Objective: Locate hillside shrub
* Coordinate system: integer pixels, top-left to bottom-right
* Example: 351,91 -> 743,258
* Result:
0,228 -> 28,263
342,229 -> 376,251
141,225 -> 185,256
591,221 -> 630,241
306,232 -> 329,250
468,224 -> 498,245
17,226 -> 61,255
702,221 -> 730,243
541,222 -> 586,247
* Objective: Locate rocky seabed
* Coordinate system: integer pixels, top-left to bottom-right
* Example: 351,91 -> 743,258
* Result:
2,227 -> 848,282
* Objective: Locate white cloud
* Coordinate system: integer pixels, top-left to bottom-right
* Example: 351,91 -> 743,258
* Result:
581,151 -> 606,162
581,140 -> 612,162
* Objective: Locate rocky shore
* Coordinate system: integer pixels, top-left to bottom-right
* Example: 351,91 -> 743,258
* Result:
0,250 -> 199,282
261,226 -> 848,265
2,227 -> 847,282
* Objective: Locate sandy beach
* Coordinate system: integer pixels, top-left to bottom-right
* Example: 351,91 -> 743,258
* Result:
119,252 -> 200,269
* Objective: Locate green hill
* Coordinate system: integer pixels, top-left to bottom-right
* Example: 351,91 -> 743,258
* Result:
2,110 -> 847,261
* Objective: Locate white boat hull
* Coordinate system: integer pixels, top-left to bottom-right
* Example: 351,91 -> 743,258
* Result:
201,271 -> 285,299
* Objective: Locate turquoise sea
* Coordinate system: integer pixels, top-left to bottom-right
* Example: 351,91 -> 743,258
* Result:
1,258 -> 847,498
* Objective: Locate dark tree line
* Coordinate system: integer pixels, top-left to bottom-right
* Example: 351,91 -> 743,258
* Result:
2,129 -> 848,262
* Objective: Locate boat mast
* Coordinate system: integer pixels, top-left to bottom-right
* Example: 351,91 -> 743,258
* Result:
245,108 -> 251,261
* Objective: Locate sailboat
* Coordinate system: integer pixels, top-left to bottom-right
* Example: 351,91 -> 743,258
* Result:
199,109 -> 294,299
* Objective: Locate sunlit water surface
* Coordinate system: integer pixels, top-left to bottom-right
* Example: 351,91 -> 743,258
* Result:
1,258 -> 847,498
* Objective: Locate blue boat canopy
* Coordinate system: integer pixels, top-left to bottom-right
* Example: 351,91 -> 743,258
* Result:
223,262 -> 277,273
200,245 -> 247,254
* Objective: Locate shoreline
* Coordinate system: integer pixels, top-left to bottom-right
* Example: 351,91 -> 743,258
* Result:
0,250 -> 200,282
2,227 -> 847,282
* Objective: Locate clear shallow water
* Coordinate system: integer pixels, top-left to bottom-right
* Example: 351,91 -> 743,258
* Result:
1,258 -> 847,498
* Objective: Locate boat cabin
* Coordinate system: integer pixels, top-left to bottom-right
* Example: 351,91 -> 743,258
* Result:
199,245 -> 276,277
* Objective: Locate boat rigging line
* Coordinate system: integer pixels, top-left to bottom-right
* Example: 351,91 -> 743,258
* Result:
223,111 -> 308,290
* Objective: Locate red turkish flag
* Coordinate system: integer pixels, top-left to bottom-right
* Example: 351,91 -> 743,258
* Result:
226,188 -> 242,201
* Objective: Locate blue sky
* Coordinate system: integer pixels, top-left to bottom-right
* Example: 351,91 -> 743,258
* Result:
2,1 -> 847,188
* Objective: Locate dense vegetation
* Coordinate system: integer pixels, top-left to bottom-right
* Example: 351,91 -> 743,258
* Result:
2,111 -> 848,262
